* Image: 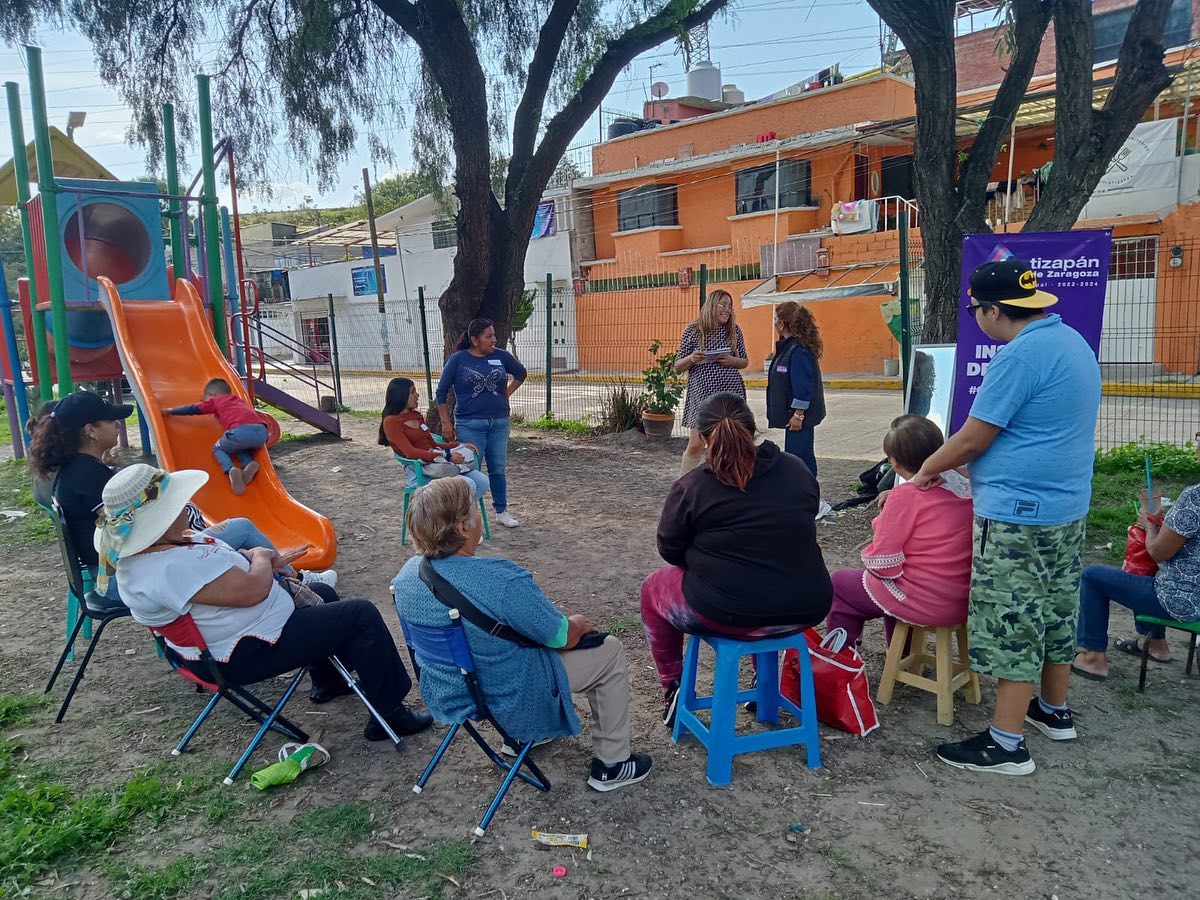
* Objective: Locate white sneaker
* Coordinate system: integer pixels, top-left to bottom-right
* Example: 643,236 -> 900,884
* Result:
495,511 -> 520,528
499,737 -> 554,757
816,498 -> 833,520
301,569 -> 338,589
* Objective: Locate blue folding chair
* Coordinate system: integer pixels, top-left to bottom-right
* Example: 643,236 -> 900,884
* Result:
401,610 -> 550,837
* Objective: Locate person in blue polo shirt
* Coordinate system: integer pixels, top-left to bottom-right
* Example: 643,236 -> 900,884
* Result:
436,318 -> 528,528
911,258 -> 1101,776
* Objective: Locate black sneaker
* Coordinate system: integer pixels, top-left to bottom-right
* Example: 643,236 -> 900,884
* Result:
364,704 -> 433,742
662,680 -> 680,729
586,753 -> 653,792
935,730 -> 1035,776
1024,698 -> 1077,741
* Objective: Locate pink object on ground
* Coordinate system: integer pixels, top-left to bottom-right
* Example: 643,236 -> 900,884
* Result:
552,866 -> 568,878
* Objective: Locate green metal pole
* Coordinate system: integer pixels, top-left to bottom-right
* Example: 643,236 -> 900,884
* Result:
27,47 -> 72,396
544,274 -> 553,417
417,286 -> 433,404
5,81 -> 52,401
898,214 -> 913,395
196,75 -> 227,354
162,103 -> 185,279
327,293 -> 343,408
697,263 -> 708,311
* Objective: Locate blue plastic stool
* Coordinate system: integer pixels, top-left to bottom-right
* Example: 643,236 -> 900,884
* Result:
673,632 -> 821,786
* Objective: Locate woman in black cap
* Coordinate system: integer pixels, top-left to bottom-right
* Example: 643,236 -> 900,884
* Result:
28,391 -> 334,609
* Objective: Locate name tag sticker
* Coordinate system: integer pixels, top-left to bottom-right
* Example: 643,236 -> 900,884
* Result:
776,365 -> 788,373
488,359 -> 504,366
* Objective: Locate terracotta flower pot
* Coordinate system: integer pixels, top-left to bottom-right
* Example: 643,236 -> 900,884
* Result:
641,410 -> 675,440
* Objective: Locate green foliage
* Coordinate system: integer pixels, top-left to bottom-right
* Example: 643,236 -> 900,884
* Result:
1,207 -> 27,303
595,384 -> 645,434
1094,440 -> 1200,479
0,459 -> 55,547
641,340 -> 685,415
512,290 -> 537,336
526,412 -> 592,435
1088,469 -> 1195,561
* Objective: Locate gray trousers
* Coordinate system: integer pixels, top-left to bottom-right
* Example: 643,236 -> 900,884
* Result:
558,635 -> 631,765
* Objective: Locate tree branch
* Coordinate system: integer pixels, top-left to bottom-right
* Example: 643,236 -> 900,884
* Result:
955,0 -> 1054,233
1025,0 -> 1173,231
522,0 -> 730,212
509,0 -> 582,206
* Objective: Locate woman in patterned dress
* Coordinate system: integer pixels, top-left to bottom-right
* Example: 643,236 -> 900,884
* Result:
674,290 -> 749,476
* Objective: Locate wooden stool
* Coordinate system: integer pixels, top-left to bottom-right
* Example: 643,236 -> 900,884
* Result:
876,622 -> 981,726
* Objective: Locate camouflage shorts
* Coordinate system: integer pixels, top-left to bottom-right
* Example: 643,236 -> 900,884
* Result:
967,516 -> 1087,682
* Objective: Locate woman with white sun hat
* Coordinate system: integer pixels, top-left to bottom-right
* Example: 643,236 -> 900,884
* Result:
95,463 -> 432,743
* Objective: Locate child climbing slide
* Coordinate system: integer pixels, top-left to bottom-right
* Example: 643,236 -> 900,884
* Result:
166,377 -> 268,495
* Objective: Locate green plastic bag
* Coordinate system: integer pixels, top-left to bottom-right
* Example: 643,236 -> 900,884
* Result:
250,743 -> 329,791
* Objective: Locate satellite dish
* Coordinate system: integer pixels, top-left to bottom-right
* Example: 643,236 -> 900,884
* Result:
651,81 -> 670,99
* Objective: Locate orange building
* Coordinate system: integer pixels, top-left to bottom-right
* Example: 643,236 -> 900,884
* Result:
570,48 -> 1200,379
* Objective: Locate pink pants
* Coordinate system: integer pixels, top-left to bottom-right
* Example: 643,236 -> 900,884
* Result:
826,568 -> 898,648
639,565 -> 799,689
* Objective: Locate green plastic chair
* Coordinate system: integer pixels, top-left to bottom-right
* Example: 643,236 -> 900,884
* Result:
395,445 -> 491,545
1134,614 -> 1200,692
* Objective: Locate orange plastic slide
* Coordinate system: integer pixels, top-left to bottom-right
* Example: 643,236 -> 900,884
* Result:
98,276 -> 337,569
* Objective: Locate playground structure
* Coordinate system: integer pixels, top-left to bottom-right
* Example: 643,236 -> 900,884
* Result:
1,47 -> 339,569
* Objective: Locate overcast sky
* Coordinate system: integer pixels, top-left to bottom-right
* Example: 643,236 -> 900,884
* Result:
1,0 -> 899,212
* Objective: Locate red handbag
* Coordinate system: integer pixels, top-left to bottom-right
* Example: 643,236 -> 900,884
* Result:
1123,514 -> 1163,576
780,628 -> 879,737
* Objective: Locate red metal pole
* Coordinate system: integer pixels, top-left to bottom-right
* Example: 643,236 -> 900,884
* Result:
226,144 -> 248,298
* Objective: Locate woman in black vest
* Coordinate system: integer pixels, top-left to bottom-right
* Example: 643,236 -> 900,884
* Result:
766,301 -> 825,477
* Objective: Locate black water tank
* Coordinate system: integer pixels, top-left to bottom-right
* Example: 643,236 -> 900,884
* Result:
607,118 -> 641,140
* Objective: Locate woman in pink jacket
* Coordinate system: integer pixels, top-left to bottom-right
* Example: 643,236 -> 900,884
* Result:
826,415 -> 973,646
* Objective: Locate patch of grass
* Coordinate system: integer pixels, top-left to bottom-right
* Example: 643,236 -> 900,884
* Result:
524,412 -> 593,436
0,694 -> 49,729
1088,470 -> 1192,561
0,458 -> 55,547
109,805 -> 473,900
342,407 -> 383,421
607,615 -> 641,635
0,763 -> 210,890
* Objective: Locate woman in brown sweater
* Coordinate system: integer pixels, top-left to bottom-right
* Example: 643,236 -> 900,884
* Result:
378,378 -> 489,498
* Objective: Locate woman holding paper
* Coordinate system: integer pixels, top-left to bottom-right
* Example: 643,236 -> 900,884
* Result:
674,290 -> 749,476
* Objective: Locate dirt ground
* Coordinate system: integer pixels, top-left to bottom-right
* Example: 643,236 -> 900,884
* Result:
2,414 -> 1198,899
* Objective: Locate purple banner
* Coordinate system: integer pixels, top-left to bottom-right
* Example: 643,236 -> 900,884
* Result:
950,230 -> 1112,433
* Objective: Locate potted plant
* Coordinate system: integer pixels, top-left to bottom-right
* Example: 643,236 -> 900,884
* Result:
641,339 -> 685,440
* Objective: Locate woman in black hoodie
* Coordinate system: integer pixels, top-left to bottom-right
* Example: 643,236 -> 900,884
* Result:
640,393 -> 832,726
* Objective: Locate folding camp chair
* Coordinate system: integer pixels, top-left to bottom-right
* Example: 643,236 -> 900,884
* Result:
153,614 -> 405,784
401,610 -> 550,837
43,497 -> 133,723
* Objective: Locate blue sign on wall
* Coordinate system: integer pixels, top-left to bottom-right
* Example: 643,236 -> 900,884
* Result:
351,265 -> 387,296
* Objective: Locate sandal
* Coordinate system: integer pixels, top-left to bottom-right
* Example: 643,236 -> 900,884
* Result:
1070,663 -> 1107,682
1112,638 -> 1171,664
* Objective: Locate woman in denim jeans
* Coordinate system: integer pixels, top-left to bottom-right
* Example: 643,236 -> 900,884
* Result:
436,318 -> 527,527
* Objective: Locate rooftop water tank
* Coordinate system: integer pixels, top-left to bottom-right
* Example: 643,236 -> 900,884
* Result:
686,61 -> 722,102
606,118 -> 641,140
722,83 -> 745,104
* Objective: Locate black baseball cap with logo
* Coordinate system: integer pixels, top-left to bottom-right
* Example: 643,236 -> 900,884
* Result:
53,390 -> 134,430
968,258 -> 1058,309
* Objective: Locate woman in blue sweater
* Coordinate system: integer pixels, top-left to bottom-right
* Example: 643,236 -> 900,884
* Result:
766,301 -> 826,477
436,318 -> 527,527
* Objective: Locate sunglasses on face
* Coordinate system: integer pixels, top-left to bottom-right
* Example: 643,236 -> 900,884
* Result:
965,302 -> 986,316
